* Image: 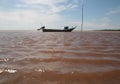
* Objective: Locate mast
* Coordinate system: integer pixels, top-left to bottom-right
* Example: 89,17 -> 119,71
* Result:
81,1 -> 84,32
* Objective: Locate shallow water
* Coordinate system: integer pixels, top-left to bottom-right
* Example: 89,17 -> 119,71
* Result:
0,31 -> 120,84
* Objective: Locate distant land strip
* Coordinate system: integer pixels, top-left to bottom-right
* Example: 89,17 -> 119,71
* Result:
94,29 -> 120,31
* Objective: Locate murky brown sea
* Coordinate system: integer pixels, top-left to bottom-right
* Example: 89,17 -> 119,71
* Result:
0,31 -> 120,84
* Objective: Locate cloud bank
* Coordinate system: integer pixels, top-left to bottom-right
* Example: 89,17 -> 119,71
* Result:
0,0 -> 79,30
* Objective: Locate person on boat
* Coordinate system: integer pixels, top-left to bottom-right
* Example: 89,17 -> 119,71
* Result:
64,26 -> 69,30
37,26 -> 45,31
41,26 -> 45,29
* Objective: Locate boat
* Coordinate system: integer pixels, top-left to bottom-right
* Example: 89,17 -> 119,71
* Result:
37,26 -> 76,32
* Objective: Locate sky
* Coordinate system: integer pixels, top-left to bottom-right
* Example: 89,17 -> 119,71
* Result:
0,0 -> 120,30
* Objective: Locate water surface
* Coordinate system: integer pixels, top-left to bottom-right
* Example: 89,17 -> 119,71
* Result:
0,31 -> 120,84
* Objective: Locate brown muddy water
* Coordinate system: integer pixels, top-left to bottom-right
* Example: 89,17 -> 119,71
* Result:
0,31 -> 120,84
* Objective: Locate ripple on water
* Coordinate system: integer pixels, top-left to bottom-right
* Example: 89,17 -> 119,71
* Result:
0,69 -> 17,74
0,31 -> 120,84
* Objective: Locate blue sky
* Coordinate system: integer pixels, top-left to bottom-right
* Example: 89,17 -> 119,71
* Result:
0,0 -> 120,30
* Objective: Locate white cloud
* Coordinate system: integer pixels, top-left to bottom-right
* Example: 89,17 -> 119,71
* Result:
85,22 -> 109,28
0,10 -> 61,22
0,10 -> 62,29
18,0 -> 78,13
21,0 -> 67,5
100,17 -> 111,23
0,0 -> 81,30
0,10 -> 38,23
106,7 -> 120,15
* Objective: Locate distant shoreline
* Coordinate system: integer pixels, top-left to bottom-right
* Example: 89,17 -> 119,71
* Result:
0,30 -> 120,33
94,29 -> 120,31
91,29 -> 120,33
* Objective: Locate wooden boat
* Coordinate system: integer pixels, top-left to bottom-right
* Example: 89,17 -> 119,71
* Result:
37,26 -> 76,32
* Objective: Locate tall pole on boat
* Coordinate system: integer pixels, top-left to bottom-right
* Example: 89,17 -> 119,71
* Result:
81,0 -> 84,32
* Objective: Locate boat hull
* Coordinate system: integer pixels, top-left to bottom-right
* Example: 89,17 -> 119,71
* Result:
42,28 -> 75,32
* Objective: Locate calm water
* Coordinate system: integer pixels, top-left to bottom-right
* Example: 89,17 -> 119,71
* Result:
0,31 -> 120,84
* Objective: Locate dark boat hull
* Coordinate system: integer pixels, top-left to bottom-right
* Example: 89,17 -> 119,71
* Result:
42,28 -> 75,32
37,26 -> 76,32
